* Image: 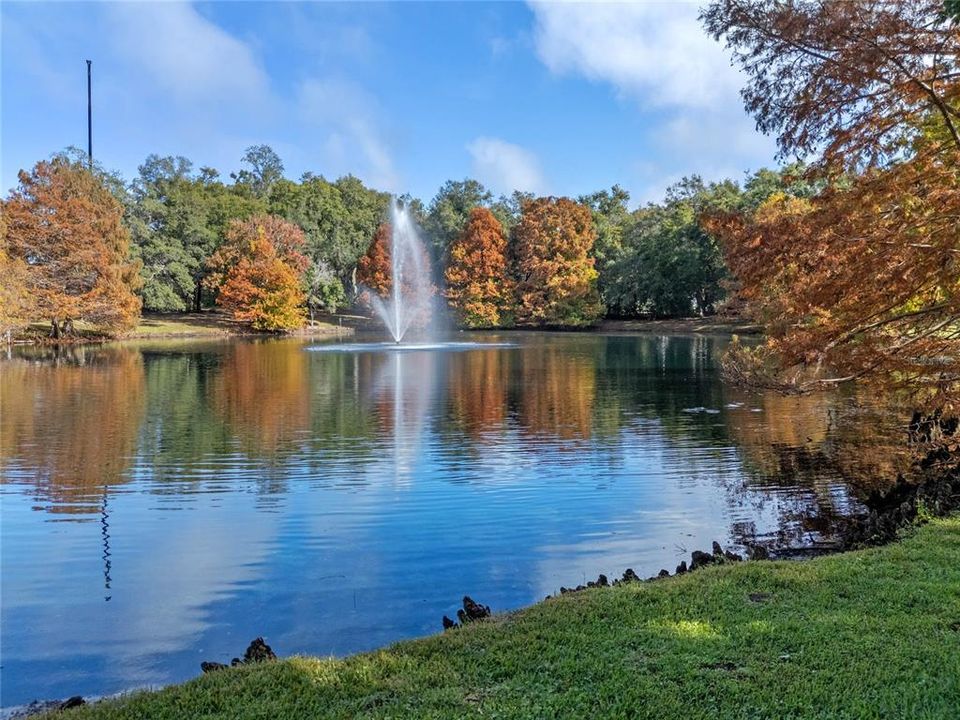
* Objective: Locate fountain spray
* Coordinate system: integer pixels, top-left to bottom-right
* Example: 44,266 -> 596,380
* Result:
369,199 -> 434,344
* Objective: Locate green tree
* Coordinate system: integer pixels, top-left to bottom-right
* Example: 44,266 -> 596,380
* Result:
608,177 -> 740,317
333,175 -> 390,293
267,173 -> 389,294
490,190 -> 534,233
232,145 -> 284,198
578,185 -> 632,312
947,0 -> 960,21
424,179 -> 493,265
303,260 -> 347,321
128,155 -> 265,312
128,156 -> 205,311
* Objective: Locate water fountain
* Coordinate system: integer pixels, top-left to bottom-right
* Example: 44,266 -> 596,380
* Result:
368,200 -> 435,344
308,198 -> 514,354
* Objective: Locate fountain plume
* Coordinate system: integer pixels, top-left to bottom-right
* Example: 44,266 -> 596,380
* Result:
367,200 -> 435,343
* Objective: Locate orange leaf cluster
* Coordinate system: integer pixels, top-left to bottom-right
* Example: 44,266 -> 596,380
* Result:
206,215 -> 307,331
445,207 -> 514,328
3,158 -> 142,335
512,197 -> 603,328
702,0 -> 960,169
356,222 -> 392,298
707,146 -> 960,405
703,0 -> 960,408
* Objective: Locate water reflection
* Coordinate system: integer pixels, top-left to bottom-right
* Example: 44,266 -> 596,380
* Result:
1,346 -> 146,513
0,333 -> 912,707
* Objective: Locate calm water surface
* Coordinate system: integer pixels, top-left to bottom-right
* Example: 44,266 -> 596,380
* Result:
0,333 -> 889,706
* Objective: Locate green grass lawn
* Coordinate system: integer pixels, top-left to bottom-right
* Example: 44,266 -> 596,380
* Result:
17,313 -> 350,342
125,313 -> 236,337
57,517 -> 960,719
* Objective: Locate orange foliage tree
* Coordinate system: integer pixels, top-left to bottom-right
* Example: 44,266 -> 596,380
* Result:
445,207 -> 515,328
356,222 -> 392,297
206,215 -> 307,331
702,0 -> 960,408
0,212 -> 33,337
512,197 -> 603,328
3,157 -> 142,337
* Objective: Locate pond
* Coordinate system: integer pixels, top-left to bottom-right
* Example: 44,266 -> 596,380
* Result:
0,332 -> 902,707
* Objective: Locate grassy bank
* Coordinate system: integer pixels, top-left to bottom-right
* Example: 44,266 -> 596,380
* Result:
12,312 -> 352,344
56,517 -> 960,719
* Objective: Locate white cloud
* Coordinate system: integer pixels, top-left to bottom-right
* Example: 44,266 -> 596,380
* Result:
529,0 -> 742,109
298,78 -> 401,191
527,1 -> 778,204
466,137 -> 545,195
104,2 -> 269,107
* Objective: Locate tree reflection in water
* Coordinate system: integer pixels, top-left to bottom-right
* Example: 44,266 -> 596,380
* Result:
1,334 -> 942,705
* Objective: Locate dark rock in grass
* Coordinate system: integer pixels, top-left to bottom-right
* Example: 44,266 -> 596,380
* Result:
712,541 -> 724,557
899,501 -> 914,522
202,637 -> 276,674
724,550 -> 744,563
59,696 -> 85,711
675,561 -> 688,575
657,569 -> 670,579
690,550 -> 715,570
747,545 -> 770,561
243,637 -> 277,663
748,592 -> 771,603
621,568 -> 640,583
597,574 -> 609,587
457,596 -> 491,624
442,615 -> 458,630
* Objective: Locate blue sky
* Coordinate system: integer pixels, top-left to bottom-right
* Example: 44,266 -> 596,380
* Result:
2,1 -> 778,206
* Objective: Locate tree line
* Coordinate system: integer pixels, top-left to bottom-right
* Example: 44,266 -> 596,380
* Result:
1,142 -> 808,336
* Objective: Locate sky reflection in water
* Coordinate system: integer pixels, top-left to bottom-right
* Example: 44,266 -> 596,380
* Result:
0,333 -> 890,706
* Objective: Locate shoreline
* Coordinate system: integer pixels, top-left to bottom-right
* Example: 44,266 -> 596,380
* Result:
597,316 -> 761,335
16,462 -> 960,718
19,514 -> 960,719
6,312 -> 355,347
4,313 -> 756,348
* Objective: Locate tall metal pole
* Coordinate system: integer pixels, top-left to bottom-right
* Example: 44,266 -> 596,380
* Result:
86,60 -> 93,168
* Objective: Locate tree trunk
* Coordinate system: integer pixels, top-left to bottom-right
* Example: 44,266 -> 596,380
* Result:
50,318 -> 61,339
193,282 -> 202,313
63,318 -> 75,335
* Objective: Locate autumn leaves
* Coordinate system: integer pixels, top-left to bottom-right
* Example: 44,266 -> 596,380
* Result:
205,216 -> 310,331
701,0 -> 960,406
2,157 -> 142,337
